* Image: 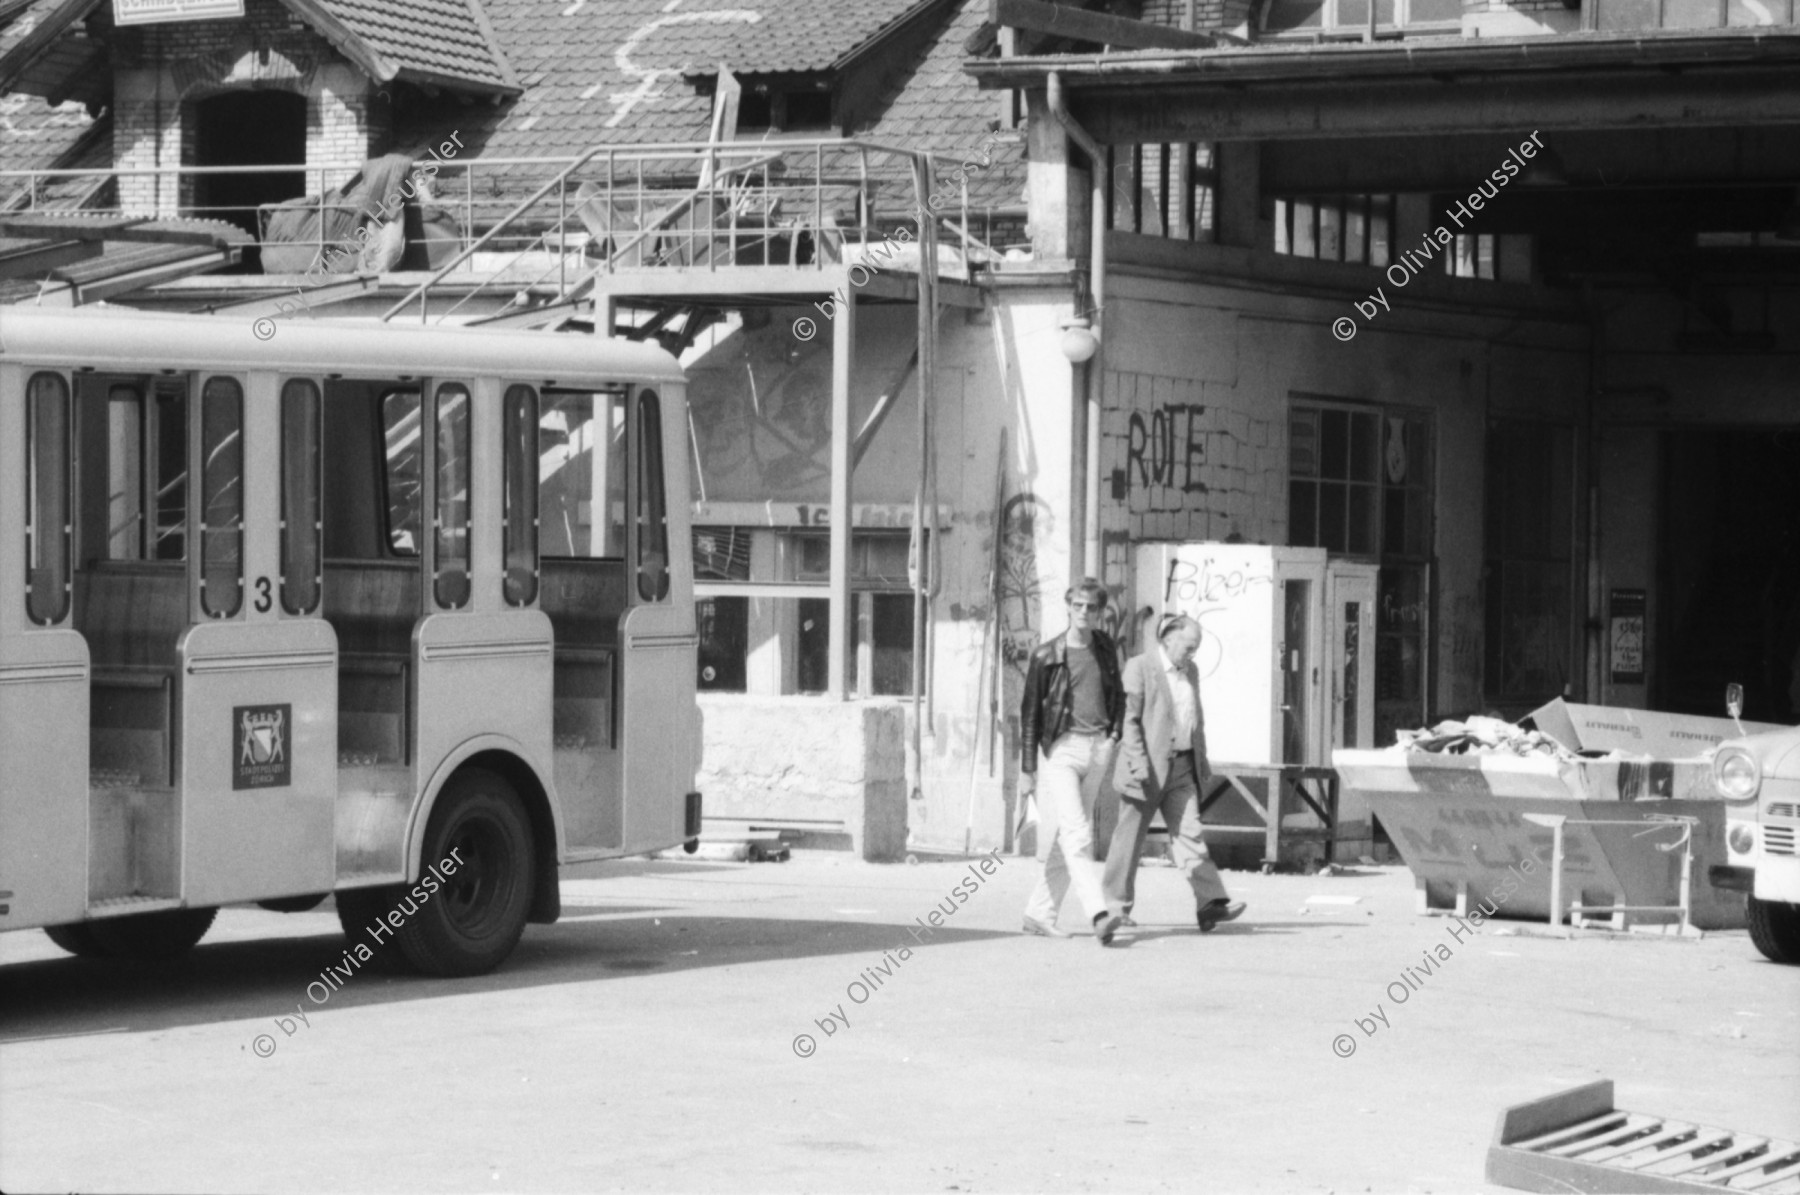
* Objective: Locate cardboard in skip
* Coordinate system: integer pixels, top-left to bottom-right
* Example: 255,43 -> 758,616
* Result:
1332,702 -> 1790,930
1526,698 -> 1786,758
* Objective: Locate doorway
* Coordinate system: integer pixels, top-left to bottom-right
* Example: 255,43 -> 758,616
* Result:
191,90 -> 307,268
1659,427 -> 1800,722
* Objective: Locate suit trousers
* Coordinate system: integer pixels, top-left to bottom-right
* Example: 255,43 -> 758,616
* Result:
1023,731 -> 1111,928
1102,750 -> 1231,915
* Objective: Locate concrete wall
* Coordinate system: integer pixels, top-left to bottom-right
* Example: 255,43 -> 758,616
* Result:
698,695 -> 907,861
684,283 -> 1080,858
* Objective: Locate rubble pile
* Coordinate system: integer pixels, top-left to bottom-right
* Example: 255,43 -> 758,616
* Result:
1394,715 -> 1585,762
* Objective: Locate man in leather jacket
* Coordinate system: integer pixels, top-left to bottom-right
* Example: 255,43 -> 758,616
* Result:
1018,578 -> 1126,946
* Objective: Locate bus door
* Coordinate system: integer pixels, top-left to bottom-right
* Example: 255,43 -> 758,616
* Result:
69,371 -> 191,909
411,379 -> 553,824
539,388 -> 629,854
0,367 -> 89,928
618,386 -> 698,853
176,374 -> 336,908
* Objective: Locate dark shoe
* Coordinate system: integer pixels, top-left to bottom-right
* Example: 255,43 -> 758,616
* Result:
1021,917 -> 1070,938
1119,914 -> 1139,928
1093,910 -> 1123,947
1197,899 -> 1246,933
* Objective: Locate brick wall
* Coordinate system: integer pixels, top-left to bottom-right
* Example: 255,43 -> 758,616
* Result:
1098,368 -> 1285,590
109,0 -> 373,215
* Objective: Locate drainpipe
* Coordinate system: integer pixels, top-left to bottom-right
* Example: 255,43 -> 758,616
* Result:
1047,72 -> 1107,581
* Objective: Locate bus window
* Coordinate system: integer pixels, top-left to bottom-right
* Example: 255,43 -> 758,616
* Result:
433,382 -> 471,609
199,376 -> 244,619
103,383 -> 188,562
280,379 -> 322,615
540,389 -> 626,559
503,384 -> 539,606
26,372 -> 72,625
380,389 -> 423,556
151,386 -> 187,560
635,389 -> 669,602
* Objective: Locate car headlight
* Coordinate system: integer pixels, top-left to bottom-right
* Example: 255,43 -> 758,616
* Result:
1714,746 -> 1762,802
1727,821 -> 1758,856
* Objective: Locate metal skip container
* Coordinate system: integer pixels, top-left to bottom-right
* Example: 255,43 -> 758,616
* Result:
1332,702 -> 1776,931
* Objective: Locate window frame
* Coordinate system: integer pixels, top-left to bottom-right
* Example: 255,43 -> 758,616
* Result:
502,383 -> 540,607
432,381 -> 473,610
198,375 -> 245,620
633,389 -> 670,603
25,371 -> 73,627
279,378 -> 323,616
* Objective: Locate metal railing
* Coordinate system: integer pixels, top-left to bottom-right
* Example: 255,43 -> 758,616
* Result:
0,139 -> 1016,320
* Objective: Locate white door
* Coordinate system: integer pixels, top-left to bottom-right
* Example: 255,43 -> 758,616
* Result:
1325,563 -> 1379,756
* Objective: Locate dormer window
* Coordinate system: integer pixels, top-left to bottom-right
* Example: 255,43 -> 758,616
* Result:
735,81 -> 836,135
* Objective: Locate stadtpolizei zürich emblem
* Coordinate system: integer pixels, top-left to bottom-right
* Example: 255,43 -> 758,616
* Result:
233,703 -> 292,790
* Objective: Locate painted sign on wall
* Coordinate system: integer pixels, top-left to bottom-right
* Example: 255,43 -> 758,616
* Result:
115,0 -> 245,25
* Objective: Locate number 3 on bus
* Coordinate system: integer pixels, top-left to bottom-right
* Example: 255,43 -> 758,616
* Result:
0,306 -> 702,976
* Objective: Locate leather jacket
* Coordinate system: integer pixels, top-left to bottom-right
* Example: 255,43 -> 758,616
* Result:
1019,630 -> 1124,774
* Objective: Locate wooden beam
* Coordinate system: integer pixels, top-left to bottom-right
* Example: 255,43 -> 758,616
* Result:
1065,67 -> 1800,143
0,238 -> 99,279
990,0 -> 1214,50
1262,125 -> 1800,194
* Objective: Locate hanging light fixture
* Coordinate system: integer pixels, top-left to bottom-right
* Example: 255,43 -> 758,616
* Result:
1059,315 -> 1098,363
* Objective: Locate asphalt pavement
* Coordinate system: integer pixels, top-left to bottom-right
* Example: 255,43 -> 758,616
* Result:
2,852 -> 1796,1193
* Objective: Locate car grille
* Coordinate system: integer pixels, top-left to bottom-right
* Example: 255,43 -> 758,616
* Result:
1766,826 -> 1797,856
1767,802 -> 1799,821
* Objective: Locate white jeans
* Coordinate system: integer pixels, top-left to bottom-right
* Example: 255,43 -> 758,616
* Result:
1024,731 -> 1112,927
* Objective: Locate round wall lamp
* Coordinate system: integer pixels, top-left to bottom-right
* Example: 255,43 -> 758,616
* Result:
1059,316 -> 1098,364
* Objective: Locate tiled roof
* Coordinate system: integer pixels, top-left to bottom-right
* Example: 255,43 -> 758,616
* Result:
294,0 -> 520,93
0,93 -> 95,178
861,0 -> 1024,210
395,0 -> 1024,195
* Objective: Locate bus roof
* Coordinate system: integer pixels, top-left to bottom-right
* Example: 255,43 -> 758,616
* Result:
0,305 -> 686,386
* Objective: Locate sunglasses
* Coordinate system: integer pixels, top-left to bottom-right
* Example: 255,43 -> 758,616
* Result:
1068,600 -> 1106,611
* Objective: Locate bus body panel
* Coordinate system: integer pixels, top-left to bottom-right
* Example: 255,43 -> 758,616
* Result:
178,618 -> 338,906
0,629 -> 90,928
0,308 -> 685,389
407,732 -> 548,880
334,765 -> 414,885
0,363 -> 90,929
412,609 -> 555,824
618,381 -> 699,854
619,606 -> 699,853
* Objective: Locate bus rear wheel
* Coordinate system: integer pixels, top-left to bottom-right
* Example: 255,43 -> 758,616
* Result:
1747,896 -> 1800,965
43,922 -> 106,958
395,768 -> 535,977
84,908 -> 218,960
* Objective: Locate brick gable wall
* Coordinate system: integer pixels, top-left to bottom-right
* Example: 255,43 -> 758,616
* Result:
111,0 -> 376,214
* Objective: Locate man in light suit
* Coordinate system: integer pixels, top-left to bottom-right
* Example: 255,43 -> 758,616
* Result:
1104,614 -> 1246,933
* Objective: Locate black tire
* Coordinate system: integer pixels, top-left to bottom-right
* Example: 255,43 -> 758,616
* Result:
394,767 -> 535,977
84,907 -> 217,960
43,922 -> 107,958
334,887 -> 383,936
1747,896 -> 1800,965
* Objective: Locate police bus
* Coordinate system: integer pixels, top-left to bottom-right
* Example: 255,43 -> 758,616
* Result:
0,305 -> 701,976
